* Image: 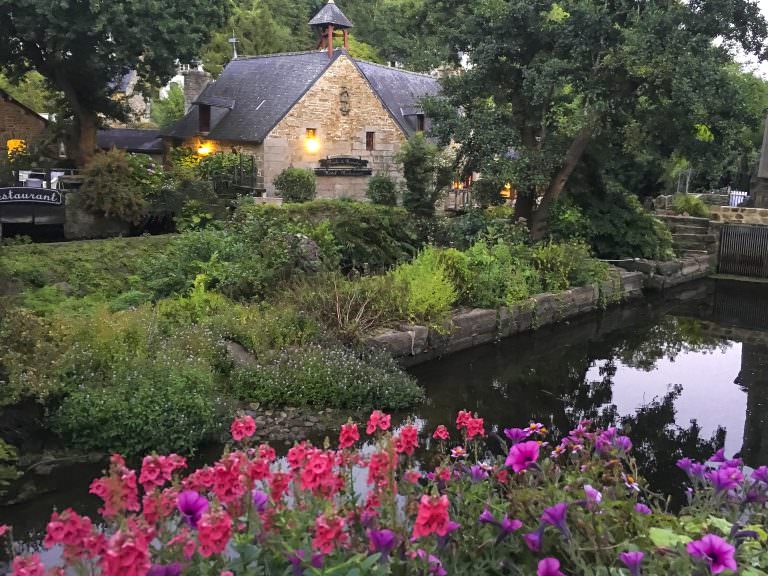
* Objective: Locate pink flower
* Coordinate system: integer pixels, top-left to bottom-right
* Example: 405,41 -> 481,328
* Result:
537,557 -> 565,576
312,514 -> 348,554
505,440 -> 540,473
230,415 -> 256,441
686,534 -> 737,574
456,410 -> 472,429
338,422 -> 360,449
395,424 -> 419,455
89,454 -> 140,518
101,528 -> 151,576
197,509 -> 232,557
0,524 -> 9,538
11,554 -> 46,576
432,425 -> 449,440
366,410 -> 391,434
412,494 -> 452,539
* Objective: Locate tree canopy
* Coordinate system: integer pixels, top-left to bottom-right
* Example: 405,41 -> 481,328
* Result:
424,0 -> 768,236
0,0 -> 229,164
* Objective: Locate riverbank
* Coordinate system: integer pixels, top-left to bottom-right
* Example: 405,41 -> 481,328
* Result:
366,254 -> 714,366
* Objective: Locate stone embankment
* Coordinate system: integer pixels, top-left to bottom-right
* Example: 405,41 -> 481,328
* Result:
368,254 -> 716,365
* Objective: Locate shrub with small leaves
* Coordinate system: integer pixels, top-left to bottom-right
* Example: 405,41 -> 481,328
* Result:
366,173 -> 398,206
274,167 -> 317,203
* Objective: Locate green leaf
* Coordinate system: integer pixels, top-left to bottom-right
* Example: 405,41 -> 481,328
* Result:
649,527 -> 692,548
706,515 -> 733,534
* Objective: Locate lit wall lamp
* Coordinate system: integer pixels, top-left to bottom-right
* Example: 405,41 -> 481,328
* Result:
305,128 -> 320,154
197,142 -> 213,156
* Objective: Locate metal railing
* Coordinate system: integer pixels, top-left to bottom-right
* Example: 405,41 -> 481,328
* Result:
718,223 -> 768,278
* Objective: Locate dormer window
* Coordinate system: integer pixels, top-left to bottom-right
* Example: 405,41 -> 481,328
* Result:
199,104 -> 211,133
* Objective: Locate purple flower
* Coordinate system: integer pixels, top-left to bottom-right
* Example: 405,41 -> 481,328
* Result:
368,529 -> 396,557
524,528 -> 544,552
686,534 -> 737,574
584,484 -> 602,508
469,464 -> 489,483
147,564 -> 182,576
479,508 -> 497,524
505,440 -> 540,473
707,467 -> 744,494
541,502 -> 569,537
537,557 -> 565,576
615,435 -> 632,454
751,466 -> 768,484
634,503 -> 652,515
500,517 -> 523,534
503,427 -> 530,444
619,551 -> 644,576
415,549 -> 447,576
176,490 -> 208,528
709,449 -> 726,463
252,489 -> 269,513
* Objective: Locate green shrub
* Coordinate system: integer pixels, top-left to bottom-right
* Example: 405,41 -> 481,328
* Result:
366,173 -> 398,205
556,189 -> 675,260
108,290 -> 153,312
54,361 -> 224,455
231,345 -> 423,410
533,240 -> 610,292
234,200 -> 423,273
288,272 -> 403,343
463,240 -> 539,307
472,178 -> 505,207
206,302 -> 319,356
390,246 -> 457,325
0,439 -> 19,497
78,149 -> 148,225
672,194 -> 710,218
273,167 -> 317,203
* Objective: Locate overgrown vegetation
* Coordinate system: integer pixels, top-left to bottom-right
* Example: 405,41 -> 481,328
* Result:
273,167 -> 317,203
671,194 -> 711,218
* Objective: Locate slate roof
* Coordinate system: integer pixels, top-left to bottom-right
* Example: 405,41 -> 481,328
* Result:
309,0 -> 353,29
164,49 -> 441,144
97,128 -> 164,154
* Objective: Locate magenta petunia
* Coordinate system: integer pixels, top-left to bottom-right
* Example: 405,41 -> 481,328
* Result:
707,467 -> 744,494
686,534 -> 737,574
537,557 -> 565,576
619,551 -> 644,576
541,502 -> 569,537
505,440 -> 540,473
177,490 -> 209,528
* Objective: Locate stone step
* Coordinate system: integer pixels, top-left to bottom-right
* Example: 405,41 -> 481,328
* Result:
669,223 -> 711,235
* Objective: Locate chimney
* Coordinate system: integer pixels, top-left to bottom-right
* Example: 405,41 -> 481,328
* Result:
182,62 -> 212,114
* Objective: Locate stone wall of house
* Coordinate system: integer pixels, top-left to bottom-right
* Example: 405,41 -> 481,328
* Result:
0,93 -> 47,152
262,55 -> 407,199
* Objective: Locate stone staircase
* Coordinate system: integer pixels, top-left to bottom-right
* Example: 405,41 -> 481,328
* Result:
657,215 -> 717,256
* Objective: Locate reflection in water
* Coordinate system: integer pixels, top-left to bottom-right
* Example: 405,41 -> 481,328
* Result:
408,280 -> 768,501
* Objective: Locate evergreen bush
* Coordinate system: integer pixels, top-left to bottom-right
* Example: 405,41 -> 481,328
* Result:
273,167 -> 317,203
77,149 -> 148,225
366,173 -> 398,205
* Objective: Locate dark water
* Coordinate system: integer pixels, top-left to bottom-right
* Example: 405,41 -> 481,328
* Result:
2,278 -> 768,556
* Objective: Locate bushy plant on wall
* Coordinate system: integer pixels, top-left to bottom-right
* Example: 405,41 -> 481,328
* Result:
366,173 -> 398,206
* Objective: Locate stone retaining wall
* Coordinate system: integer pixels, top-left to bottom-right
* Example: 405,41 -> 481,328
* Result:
366,270 -> 644,366
613,253 -> 714,291
710,206 -> 768,225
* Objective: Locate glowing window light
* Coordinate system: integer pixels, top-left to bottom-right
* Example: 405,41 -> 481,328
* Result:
7,139 -> 26,157
305,128 -> 320,154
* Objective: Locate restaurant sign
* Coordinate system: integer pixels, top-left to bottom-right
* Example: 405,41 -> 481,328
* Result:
0,187 -> 63,205
315,156 -> 372,177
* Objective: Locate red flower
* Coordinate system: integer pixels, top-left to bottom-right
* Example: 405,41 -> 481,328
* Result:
338,422 -> 360,449
312,514 -> 348,554
11,554 -> 46,576
466,417 -> 486,439
101,526 -> 151,576
395,425 -> 419,456
412,494 -> 452,539
89,454 -> 140,518
367,451 -> 394,487
432,425 -> 450,440
456,410 -> 473,430
230,415 -> 256,442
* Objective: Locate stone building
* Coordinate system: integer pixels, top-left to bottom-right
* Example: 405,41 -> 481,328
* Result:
164,0 -> 440,199
0,88 -> 49,155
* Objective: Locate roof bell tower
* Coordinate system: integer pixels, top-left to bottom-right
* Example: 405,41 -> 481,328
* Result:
309,0 -> 353,58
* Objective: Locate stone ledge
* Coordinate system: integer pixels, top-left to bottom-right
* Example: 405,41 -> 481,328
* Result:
366,268 -> 642,364
613,255 -> 713,291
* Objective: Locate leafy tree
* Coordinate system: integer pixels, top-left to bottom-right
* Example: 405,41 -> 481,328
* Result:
0,0 -> 228,165
0,71 -> 59,114
425,0 -> 768,237
151,83 -> 186,129
397,133 -> 445,217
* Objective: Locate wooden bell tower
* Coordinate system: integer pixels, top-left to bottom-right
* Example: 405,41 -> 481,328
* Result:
309,0 -> 353,58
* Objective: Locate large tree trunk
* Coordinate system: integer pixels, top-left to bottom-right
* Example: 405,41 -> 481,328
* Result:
530,124 -> 595,240
74,110 -> 98,166
514,189 -> 535,224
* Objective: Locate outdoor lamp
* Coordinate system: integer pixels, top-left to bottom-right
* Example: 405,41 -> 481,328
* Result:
197,142 -> 213,156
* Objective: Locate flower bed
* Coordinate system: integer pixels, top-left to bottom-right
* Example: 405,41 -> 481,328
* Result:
3,412 -> 767,576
